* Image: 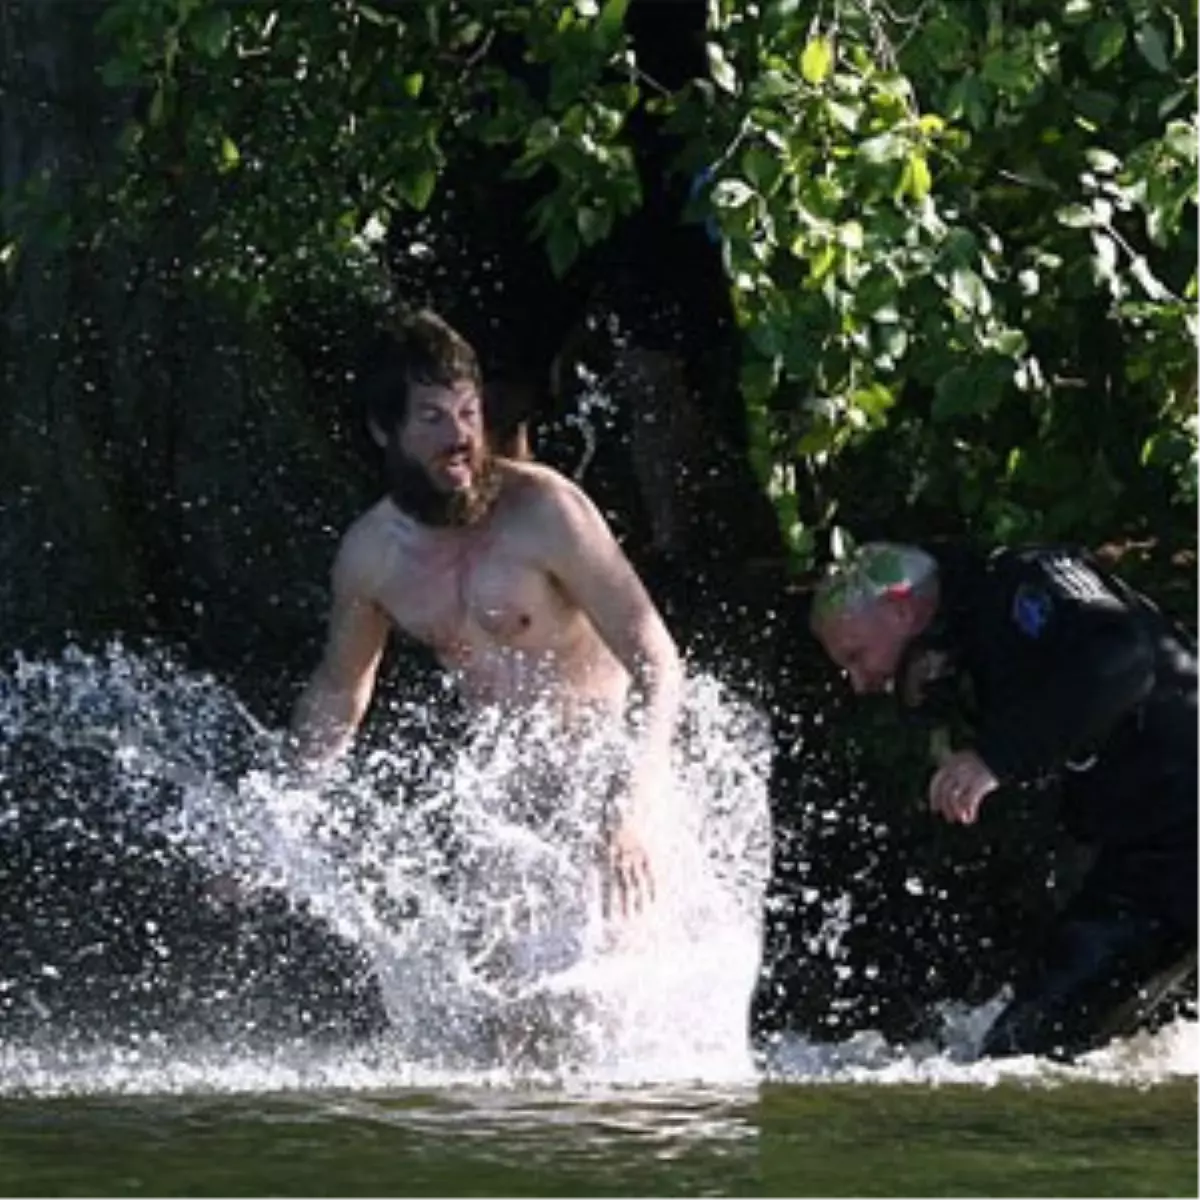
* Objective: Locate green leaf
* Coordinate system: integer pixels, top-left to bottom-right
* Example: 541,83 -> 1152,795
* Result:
981,48 -> 1033,91
786,521 -> 817,565
712,178 -> 755,208
1083,19 -> 1126,70
1137,431 -> 1193,469
1128,255 -> 1171,301
546,221 -> 579,277
829,525 -> 856,561
740,355 -> 781,403
1091,230 -> 1118,276
575,205 -> 609,245
1158,87 -> 1190,120
1084,147 -> 1122,174
796,424 -> 836,456
990,328 -> 1029,357
800,37 -> 834,86
949,266 -> 990,314
707,41 -> 738,93
837,220 -> 864,251
1073,90 -> 1120,124
100,56 -> 144,88
402,72 -> 425,99
946,73 -> 990,130
399,168 -> 437,211
898,153 -> 932,201
742,144 -> 782,193
1162,121 -> 1197,162
932,366 -> 980,420
826,99 -> 861,131
1135,24 -> 1170,72
218,135 -> 240,173
858,132 -> 905,164
356,3 -> 391,24
807,241 -> 837,286
148,86 -> 166,127
187,7 -> 232,59
1056,203 -> 1095,228
851,383 -> 896,420
596,0 -> 630,44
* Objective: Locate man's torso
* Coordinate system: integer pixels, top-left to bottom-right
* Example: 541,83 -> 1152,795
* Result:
351,461 -> 629,714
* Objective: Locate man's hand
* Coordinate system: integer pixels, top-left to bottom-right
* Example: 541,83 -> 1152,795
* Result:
929,749 -> 999,825
604,816 -> 656,919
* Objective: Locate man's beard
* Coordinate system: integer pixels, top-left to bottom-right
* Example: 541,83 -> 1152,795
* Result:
384,443 -> 501,528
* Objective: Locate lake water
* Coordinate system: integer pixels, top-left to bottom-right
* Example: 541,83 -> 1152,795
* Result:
0,1025 -> 1195,1196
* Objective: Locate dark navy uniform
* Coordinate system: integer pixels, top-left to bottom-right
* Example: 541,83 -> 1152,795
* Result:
901,544 -> 1197,1058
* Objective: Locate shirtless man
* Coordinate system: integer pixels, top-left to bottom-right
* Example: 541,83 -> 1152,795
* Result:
290,310 -> 684,916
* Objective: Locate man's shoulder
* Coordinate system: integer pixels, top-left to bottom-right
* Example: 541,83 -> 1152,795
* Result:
494,460 -> 609,555
498,457 -> 573,492
497,458 -> 586,515
332,499 -> 396,592
340,498 -> 394,549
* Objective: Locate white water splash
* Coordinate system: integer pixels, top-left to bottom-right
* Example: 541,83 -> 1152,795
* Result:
0,644 -> 1193,1099
0,644 -> 772,1088
765,1002 -> 1198,1086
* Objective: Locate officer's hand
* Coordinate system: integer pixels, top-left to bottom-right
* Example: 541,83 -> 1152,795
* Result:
929,749 -> 999,824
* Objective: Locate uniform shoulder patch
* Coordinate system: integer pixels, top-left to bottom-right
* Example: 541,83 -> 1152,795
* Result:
1041,554 -> 1115,604
1011,581 -> 1055,638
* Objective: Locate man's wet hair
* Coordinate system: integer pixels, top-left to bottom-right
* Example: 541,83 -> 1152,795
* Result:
357,309 -> 483,435
811,541 -> 939,625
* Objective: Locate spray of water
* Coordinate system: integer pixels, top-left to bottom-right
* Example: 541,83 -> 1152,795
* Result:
0,643 -> 772,1091
0,644 -> 1192,1098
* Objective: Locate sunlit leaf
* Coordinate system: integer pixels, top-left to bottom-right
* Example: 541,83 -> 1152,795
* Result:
900,153 -> 932,201
1162,121 -> 1197,161
712,178 -> 755,207
1056,204 -> 1095,228
707,41 -> 737,92
800,37 -> 834,86
218,135 -> 240,173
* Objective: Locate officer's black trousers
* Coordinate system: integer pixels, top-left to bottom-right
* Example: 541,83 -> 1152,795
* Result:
979,883 -> 1200,1060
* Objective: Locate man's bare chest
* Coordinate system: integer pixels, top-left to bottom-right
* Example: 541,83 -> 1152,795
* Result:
375,532 -> 567,656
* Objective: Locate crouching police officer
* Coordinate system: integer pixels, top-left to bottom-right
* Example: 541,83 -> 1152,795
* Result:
809,541 -> 1197,1059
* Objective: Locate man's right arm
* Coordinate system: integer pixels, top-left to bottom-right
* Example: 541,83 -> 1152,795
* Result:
290,531 -> 392,766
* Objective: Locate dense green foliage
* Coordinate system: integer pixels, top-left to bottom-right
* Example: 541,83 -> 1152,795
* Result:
11,0 -> 1196,564
696,0 -> 1197,555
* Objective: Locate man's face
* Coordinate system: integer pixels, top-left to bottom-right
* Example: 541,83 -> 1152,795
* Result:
398,379 -> 485,493
378,378 -> 499,528
813,603 -> 913,695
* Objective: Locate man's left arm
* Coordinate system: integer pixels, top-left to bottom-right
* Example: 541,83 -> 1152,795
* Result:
532,473 -> 684,902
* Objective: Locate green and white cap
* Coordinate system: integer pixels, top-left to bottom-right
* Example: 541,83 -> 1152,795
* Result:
810,542 -> 938,624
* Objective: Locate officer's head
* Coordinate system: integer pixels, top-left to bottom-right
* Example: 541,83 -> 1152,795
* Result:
809,542 -> 941,695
